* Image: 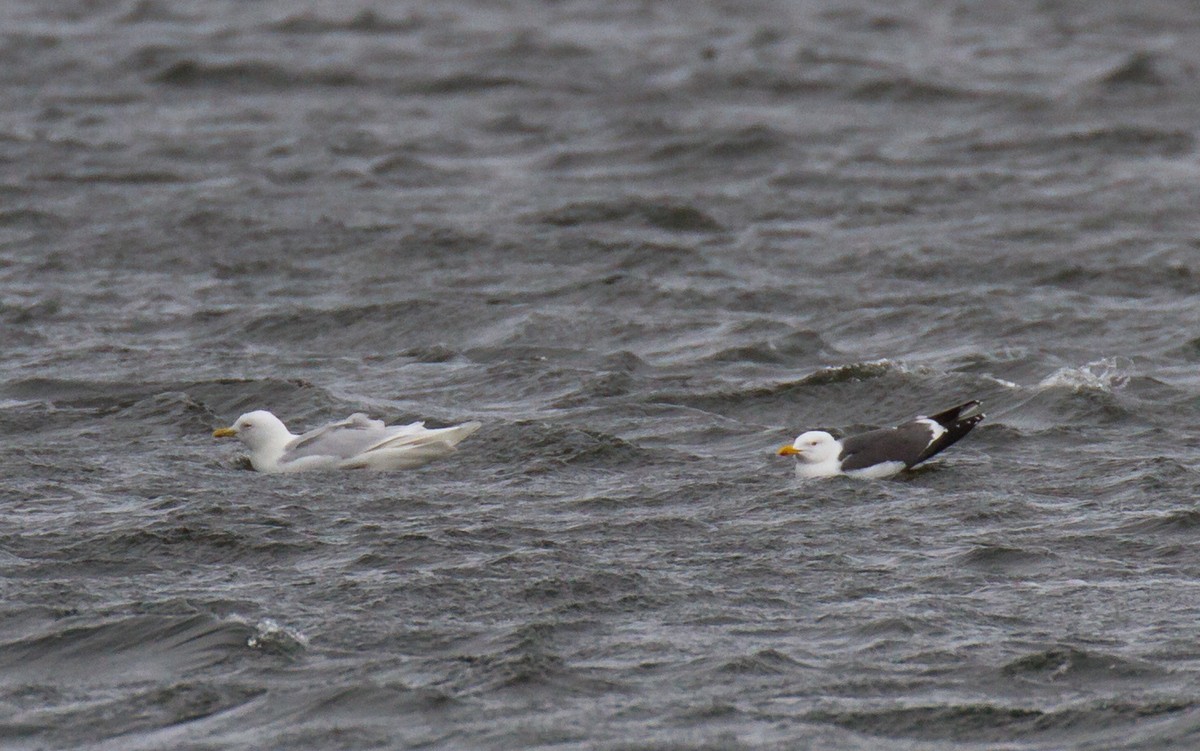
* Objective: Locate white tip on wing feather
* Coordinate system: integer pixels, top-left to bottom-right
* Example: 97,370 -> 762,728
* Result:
914,417 -> 946,446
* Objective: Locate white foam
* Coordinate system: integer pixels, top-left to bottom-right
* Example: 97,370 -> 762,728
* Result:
1038,356 -> 1133,392
234,616 -> 309,653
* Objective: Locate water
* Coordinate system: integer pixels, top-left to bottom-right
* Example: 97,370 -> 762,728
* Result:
3,1 -> 1200,748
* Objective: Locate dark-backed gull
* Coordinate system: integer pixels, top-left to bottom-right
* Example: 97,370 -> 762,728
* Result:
213,410 -> 481,473
778,400 -> 984,479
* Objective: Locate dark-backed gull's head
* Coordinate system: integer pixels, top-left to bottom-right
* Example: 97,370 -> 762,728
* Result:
778,430 -> 841,464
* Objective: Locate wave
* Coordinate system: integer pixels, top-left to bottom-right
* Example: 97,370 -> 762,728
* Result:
1117,508 -> 1200,535
150,59 -> 364,89
489,420 -> 660,472
537,198 -> 723,233
986,357 -> 1170,430
807,698 -> 1193,742
847,617 -> 927,646
1037,357 -> 1132,392
646,124 -> 792,165
402,71 -> 527,95
40,168 -> 187,184
950,543 -> 1058,575
656,360 -> 905,409
0,378 -> 334,439
369,153 -> 475,186
1034,256 -> 1200,294
0,208 -> 63,229
1095,50 -> 1190,90
792,360 -> 901,387
971,125 -> 1193,160
491,29 -> 596,63
703,343 -> 830,368
849,75 -> 991,103
714,648 -> 805,676
113,390 -> 219,431
146,57 -> 523,95
0,614 -> 258,683
56,523 -> 309,568
234,299 -> 469,352
266,9 -> 428,35
440,621 -> 621,697
239,617 -> 309,656
0,613 -> 425,750
550,371 -> 635,404
520,570 -> 658,615
0,680 -> 266,748
689,57 -> 1037,107
1000,646 -> 1164,683
636,358 -> 1006,435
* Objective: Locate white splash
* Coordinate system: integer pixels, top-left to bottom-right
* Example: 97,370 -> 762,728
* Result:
979,374 -> 1020,389
1038,356 -> 1134,392
235,616 -> 309,654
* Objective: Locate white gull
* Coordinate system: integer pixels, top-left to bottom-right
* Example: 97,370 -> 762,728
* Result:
213,410 -> 481,473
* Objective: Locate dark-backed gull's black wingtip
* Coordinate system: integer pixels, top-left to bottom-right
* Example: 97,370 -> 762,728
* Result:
914,401 -> 984,465
924,400 -> 982,428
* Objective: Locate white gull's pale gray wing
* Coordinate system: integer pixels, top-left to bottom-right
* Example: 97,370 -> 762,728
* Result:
280,415 -> 424,463
287,413 -> 385,447
338,421 -> 483,469
359,422 -> 482,453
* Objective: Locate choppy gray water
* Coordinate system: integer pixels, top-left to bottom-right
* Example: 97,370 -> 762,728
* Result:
3,1 -> 1200,748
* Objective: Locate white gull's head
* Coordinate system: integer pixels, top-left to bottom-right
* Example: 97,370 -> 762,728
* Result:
213,410 -> 295,469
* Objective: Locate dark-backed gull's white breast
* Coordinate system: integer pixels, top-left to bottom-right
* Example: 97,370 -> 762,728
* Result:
778,400 -> 984,479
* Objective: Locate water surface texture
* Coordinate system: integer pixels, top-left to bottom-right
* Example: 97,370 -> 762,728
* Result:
3,1 -> 1200,748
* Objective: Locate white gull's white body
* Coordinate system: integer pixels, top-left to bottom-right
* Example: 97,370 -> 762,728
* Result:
213,410 -> 482,473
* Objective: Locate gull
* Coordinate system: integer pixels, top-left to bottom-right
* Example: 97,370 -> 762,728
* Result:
778,400 -> 984,479
213,410 -> 481,473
